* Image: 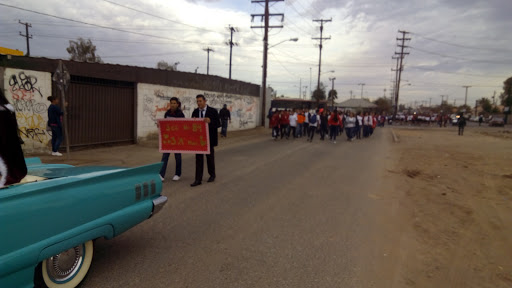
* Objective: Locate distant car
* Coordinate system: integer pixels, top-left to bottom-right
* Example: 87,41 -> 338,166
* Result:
0,158 -> 166,288
489,117 -> 505,127
469,116 -> 479,122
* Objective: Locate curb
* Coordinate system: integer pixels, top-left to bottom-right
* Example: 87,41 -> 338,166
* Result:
391,128 -> 399,143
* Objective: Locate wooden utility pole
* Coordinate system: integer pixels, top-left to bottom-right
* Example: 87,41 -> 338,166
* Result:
312,19 -> 331,91
18,20 -> 32,56
251,0 -> 284,126
226,25 -> 239,79
203,47 -> 214,75
462,85 -> 471,106
393,30 -> 411,119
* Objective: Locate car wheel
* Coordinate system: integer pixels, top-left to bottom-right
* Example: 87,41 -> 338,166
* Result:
37,240 -> 94,288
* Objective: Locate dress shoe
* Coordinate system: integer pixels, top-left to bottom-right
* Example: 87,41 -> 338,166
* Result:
190,181 -> 202,187
207,176 -> 215,183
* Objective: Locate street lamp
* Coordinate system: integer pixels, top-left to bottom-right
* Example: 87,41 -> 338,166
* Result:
268,37 -> 299,49
261,37 -> 299,126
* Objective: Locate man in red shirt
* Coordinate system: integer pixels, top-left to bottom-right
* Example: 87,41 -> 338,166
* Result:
280,109 -> 290,139
270,110 -> 281,140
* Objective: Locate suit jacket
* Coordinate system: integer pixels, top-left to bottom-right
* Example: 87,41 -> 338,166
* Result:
192,105 -> 221,147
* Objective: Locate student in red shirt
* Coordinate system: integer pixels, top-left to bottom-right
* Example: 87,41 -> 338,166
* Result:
328,110 -> 341,143
280,109 -> 290,139
270,110 -> 281,140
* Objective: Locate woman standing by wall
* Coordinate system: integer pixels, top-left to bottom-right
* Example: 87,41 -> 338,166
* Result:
47,96 -> 64,156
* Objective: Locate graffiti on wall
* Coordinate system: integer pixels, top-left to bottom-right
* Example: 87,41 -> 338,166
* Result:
6,69 -> 51,147
138,84 -> 259,136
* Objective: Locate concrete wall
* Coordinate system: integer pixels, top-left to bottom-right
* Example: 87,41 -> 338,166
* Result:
3,68 -> 52,153
137,83 -> 260,140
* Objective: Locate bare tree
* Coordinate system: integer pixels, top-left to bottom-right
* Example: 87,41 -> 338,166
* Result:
66,38 -> 103,63
156,60 -> 176,71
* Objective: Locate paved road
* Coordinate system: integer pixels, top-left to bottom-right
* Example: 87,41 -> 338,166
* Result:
81,128 -> 404,288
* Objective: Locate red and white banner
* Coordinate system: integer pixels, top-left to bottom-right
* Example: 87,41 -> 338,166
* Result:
158,118 -> 210,154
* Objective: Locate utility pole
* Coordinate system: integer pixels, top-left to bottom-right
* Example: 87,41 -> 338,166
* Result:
462,85 -> 471,106
251,0 -> 284,126
299,78 -> 302,98
393,30 -> 411,119
19,20 -> 32,56
358,83 -> 365,98
203,47 -> 214,75
350,90 -> 353,99
391,55 -> 400,114
312,18 -> 332,91
329,77 -> 336,109
226,25 -> 239,80
429,97 -> 432,107
309,67 -> 312,98
303,85 -> 308,99
440,95 -> 445,105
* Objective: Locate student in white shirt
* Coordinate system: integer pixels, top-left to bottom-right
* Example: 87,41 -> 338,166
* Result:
307,110 -> 319,142
289,110 -> 298,138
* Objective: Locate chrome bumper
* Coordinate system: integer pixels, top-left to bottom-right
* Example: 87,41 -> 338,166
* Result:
150,196 -> 167,218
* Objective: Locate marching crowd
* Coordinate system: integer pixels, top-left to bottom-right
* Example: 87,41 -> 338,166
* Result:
269,108 -> 385,143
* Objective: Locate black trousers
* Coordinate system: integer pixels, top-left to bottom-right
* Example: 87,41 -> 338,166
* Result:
195,146 -> 215,182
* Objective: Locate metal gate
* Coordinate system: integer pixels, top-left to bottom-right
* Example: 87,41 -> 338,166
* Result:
52,75 -> 135,147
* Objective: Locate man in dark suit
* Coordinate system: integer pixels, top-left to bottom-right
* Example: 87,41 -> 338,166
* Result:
190,94 -> 221,187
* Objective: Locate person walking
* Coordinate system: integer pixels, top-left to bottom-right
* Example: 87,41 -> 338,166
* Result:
458,113 -> 467,136
478,114 -> 483,126
296,110 -> 304,138
356,112 -> 363,139
328,110 -> 341,143
307,110 -> 319,142
289,110 -> 298,138
319,110 -> 328,140
363,112 -> 372,138
159,97 -> 185,182
190,95 -> 221,187
271,109 -> 281,140
219,104 -> 231,138
0,89 -> 27,186
47,96 -> 64,156
345,112 -> 356,141
303,109 -> 310,137
280,109 -> 290,139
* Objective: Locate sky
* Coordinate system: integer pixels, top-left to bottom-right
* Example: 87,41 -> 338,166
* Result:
1,0 -> 511,107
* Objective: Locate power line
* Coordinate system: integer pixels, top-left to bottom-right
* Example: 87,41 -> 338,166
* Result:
0,3 -> 220,46
226,25 -> 239,80
410,46 -> 512,65
203,47 -> 214,75
412,32 -> 511,53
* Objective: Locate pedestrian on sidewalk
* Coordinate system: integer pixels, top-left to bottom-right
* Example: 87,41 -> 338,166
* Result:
478,115 -> 483,126
271,110 -> 281,140
159,97 -> 185,182
219,104 -> 231,138
458,113 -> 466,136
280,109 -> 290,139
190,95 -> 221,187
47,95 -> 64,156
307,110 -> 319,142
328,110 -> 341,143
345,112 -> 356,141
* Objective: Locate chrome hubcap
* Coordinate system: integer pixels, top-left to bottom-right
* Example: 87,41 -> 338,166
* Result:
46,245 -> 84,282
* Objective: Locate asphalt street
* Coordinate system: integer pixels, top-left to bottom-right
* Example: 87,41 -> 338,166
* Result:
81,128 -> 405,288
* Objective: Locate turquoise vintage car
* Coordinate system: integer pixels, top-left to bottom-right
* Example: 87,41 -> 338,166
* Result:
0,158 -> 167,288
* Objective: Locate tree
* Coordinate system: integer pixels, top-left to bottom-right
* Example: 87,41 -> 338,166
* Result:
457,104 -> 472,114
479,97 -> 493,113
500,76 -> 512,107
373,97 -> 392,113
311,82 -> 327,103
327,89 -> 338,108
156,60 -> 176,71
66,38 -> 102,63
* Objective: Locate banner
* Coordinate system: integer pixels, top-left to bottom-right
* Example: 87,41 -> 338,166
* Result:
158,119 -> 210,154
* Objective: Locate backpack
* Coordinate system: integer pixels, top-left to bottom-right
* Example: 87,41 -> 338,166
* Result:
309,114 -> 317,124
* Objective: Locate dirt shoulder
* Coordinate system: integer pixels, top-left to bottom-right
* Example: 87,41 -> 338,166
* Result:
387,126 -> 512,287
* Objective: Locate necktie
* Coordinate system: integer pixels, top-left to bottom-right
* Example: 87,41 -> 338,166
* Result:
201,110 -> 204,118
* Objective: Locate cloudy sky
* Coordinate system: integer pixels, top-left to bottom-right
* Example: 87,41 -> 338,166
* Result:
1,0 -> 511,106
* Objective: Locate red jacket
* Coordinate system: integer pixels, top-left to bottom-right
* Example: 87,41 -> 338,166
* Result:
280,112 -> 290,125
271,114 -> 280,127
328,114 -> 341,126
